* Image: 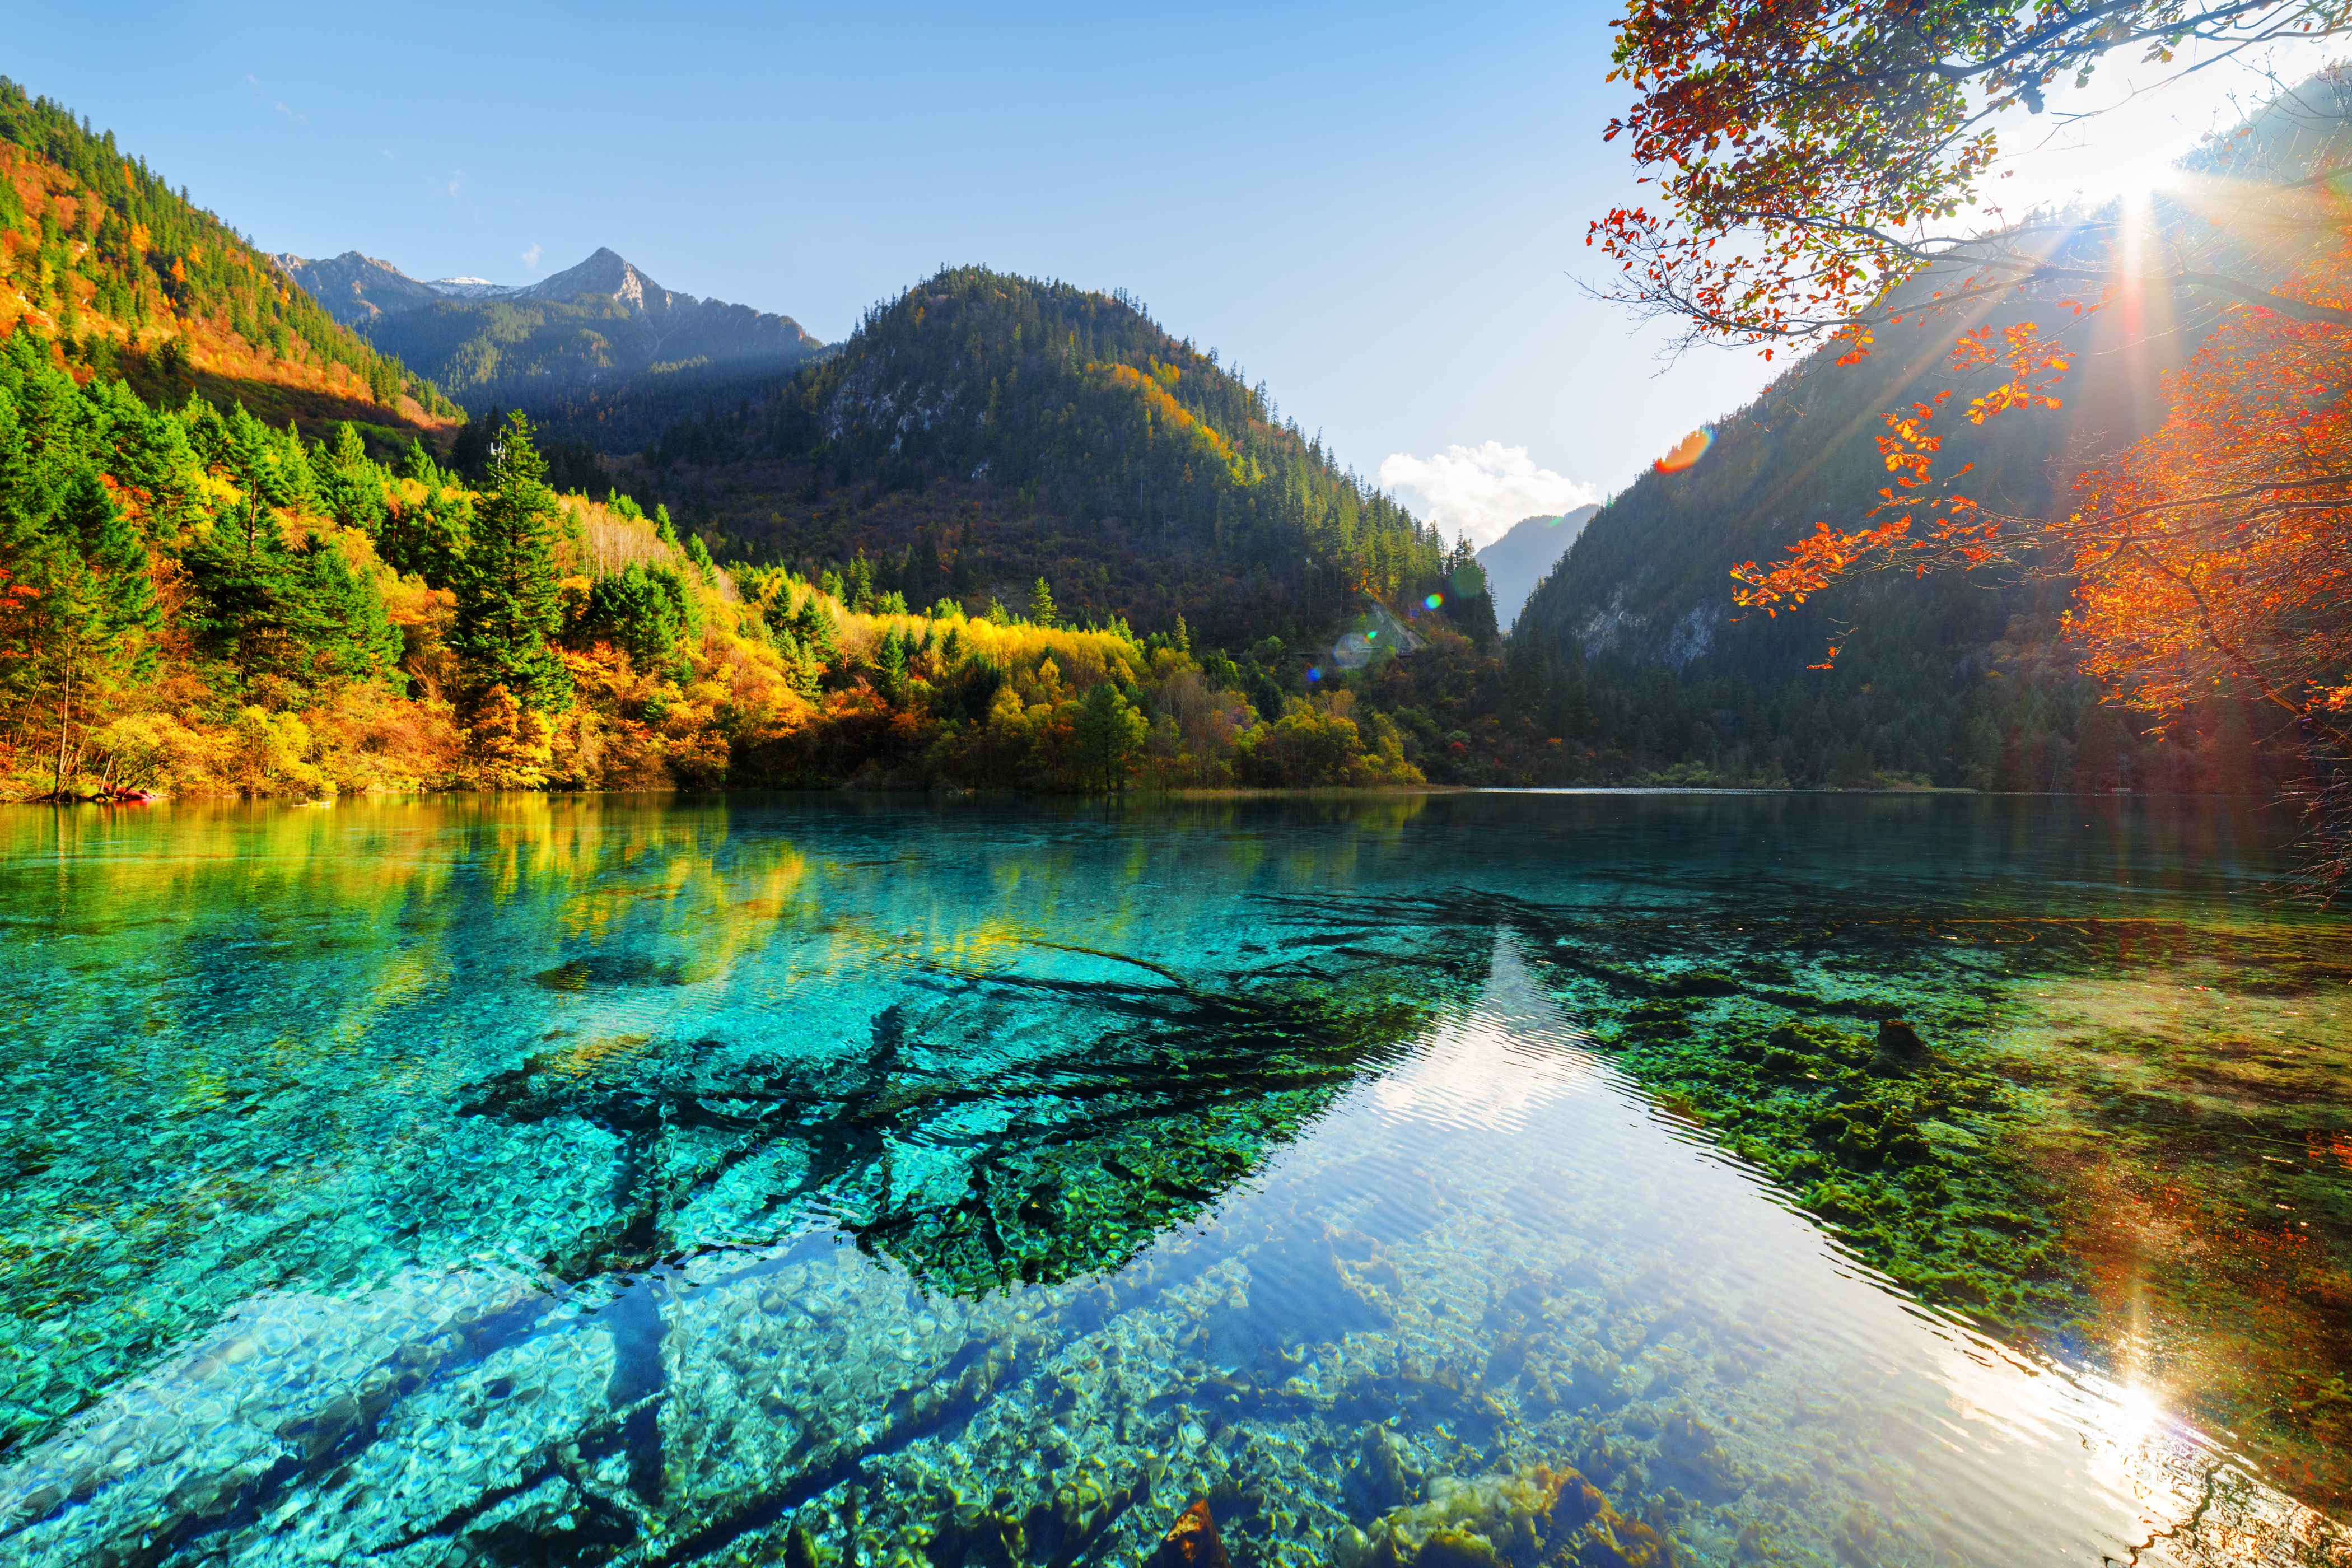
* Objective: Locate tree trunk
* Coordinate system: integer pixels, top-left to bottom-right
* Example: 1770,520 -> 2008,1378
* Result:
53,638 -> 71,800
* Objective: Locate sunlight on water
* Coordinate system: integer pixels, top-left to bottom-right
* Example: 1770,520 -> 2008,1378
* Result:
0,794 -> 2343,1566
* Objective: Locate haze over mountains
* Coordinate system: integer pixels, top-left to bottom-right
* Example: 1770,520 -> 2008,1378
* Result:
273,246 -> 828,408
1476,506 -> 1598,630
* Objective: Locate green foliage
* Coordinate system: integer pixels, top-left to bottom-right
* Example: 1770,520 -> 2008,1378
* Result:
1070,681 -> 1146,791
182,505 -> 396,694
379,484 -> 469,588
600,267 -> 1454,649
452,411 -> 571,712
315,422 -> 388,535
577,562 -> 693,671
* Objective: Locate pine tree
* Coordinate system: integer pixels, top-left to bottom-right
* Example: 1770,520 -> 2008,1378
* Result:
452,410 -> 572,712
1030,576 -> 1057,628
23,472 -> 161,794
1072,681 -> 1147,792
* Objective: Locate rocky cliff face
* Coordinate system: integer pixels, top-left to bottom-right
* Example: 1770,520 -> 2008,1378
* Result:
271,251 -> 442,323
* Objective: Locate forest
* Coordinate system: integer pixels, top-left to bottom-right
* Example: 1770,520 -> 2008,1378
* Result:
0,312 -> 1453,798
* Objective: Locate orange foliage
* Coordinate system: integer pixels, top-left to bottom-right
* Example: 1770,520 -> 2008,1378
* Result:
1731,246 -> 2352,769
2065,254 -> 2352,753
1729,321 -> 2069,642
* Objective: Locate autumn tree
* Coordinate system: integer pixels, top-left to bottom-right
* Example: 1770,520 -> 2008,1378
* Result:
1591,0 -> 2352,352
17,473 -> 160,795
577,561 -> 693,673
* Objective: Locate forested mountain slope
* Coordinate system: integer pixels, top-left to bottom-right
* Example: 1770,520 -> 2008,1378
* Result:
593,265 -> 1464,652
0,79 -> 460,445
278,246 -> 828,414
1504,288 -> 2296,792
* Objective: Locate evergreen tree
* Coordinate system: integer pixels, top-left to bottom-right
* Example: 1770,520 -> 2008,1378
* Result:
1072,681 -> 1147,792
316,421 -> 386,535
1030,576 -> 1057,628
399,437 -> 441,486
454,410 -> 572,712
380,486 -> 469,588
20,473 -> 161,793
578,562 -> 692,671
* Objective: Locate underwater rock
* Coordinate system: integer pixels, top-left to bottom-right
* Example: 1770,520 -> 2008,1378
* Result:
1150,1496 -> 1231,1568
1565,1346 -> 1626,1411
1868,1020 -> 1929,1077
1650,1412 -> 1740,1502
0,1267 -> 545,1564
1343,1423 -> 1425,1519
1340,1463 -> 1675,1568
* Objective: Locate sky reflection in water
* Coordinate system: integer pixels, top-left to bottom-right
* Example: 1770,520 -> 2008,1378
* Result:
0,793 -> 2342,1567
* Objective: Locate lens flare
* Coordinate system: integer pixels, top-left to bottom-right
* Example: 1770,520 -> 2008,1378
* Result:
1306,666 -> 1323,682
1654,427 -> 1712,473
1424,593 -> 1443,610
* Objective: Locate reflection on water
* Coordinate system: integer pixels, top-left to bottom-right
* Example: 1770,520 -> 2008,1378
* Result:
0,794 -> 2344,1566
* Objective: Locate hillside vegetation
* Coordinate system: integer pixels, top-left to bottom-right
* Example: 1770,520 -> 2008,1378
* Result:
1504,292 -> 2285,793
0,78 -> 461,444
0,308 -> 1436,797
587,267 -> 1465,651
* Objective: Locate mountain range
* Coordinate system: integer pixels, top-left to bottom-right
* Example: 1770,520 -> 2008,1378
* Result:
273,246 -> 829,409
0,62 -> 2298,799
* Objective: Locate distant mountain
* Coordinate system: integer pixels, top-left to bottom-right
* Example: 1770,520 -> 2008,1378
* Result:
273,247 -> 828,410
268,250 -> 442,321
1477,506 -> 1597,630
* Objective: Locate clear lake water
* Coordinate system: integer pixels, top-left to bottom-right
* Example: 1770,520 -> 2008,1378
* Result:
0,791 -> 2346,1567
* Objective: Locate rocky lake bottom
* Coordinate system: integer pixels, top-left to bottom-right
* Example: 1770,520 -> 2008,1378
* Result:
0,792 -> 2344,1567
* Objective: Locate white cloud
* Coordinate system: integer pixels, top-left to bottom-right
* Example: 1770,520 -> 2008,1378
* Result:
520,242 -> 543,270
1378,441 -> 1600,549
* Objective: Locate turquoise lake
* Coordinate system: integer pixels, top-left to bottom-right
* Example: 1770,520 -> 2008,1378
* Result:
0,792 -> 2346,1566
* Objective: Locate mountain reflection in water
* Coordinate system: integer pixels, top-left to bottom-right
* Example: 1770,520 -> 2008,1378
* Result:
0,794 -> 2344,1566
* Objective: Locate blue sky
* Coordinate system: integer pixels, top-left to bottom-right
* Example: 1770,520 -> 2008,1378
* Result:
6,1 -> 2247,543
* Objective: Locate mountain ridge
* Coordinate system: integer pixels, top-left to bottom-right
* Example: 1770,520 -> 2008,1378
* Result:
274,246 -> 829,409
0,76 -> 460,442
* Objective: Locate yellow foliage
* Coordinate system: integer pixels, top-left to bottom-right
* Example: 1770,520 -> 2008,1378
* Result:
466,685 -> 553,790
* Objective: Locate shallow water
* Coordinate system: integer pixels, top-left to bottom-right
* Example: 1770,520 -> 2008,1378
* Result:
0,792 -> 2345,1566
